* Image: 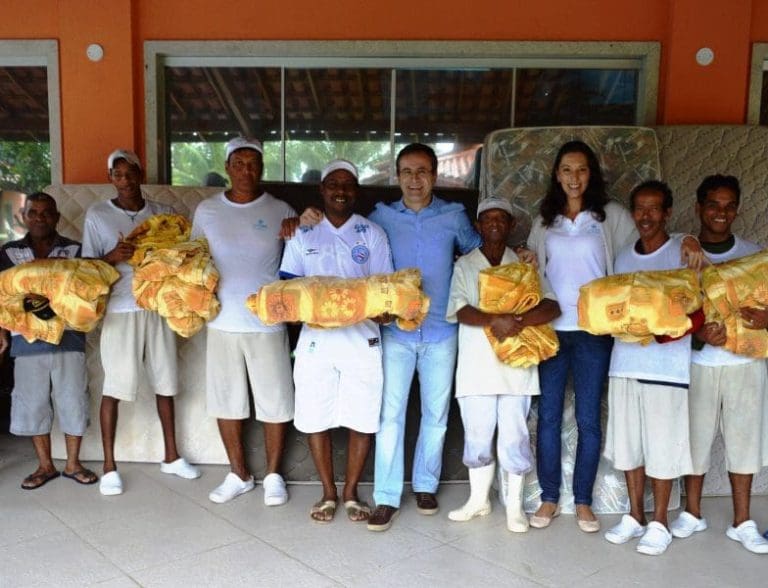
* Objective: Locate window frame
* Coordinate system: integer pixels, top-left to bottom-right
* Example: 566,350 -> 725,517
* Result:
145,40 -> 660,184
747,42 -> 768,124
0,40 -> 62,184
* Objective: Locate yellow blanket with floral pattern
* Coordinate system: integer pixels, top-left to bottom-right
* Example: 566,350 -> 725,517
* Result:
127,214 -> 220,338
577,268 -> 702,344
701,249 -> 768,358
478,262 -> 559,368
246,268 -> 430,330
0,258 -> 120,343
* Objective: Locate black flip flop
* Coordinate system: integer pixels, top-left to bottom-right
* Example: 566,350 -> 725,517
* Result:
62,468 -> 99,485
21,470 -> 61,490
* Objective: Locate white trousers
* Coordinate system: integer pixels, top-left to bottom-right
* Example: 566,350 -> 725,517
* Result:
457,395 -> 533,475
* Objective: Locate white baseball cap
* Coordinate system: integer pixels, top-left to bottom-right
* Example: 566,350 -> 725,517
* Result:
225,136 -> 263,161
321,159 -> 359,182
477,197 -> 515,219
107,149 -> 141,172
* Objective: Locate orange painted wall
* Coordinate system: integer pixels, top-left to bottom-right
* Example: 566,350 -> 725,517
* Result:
0,0 -> 765,182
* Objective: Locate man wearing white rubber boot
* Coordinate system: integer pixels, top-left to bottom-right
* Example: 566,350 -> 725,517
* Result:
446,198 -> 560,532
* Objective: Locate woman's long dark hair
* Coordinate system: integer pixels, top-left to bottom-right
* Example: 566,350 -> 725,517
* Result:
539,140 -> 608,227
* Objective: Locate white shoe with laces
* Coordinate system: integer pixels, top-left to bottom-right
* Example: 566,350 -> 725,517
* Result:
160,457 -> 201,480
726,520 -> 768,554
670,511 -> 707,538
636,521 -> 673,556
605,514 -> 645,544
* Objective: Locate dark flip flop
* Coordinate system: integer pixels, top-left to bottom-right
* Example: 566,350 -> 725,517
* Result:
21,470 -> 61,490
62,468 -> 99,485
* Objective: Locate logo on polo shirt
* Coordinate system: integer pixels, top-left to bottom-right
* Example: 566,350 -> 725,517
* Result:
351,244 -> 370,264
253,219 -> 268,231
354,223 -> 369,234
304,248 -> 319,256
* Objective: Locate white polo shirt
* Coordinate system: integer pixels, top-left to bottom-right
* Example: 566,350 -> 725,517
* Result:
608,236 -> 692,385
544,211 -> 607,331
191,191 -> 295,333
280,213 -> 393,356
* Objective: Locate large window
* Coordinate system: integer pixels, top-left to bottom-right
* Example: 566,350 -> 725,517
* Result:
147,41 -> 659,187
0,41 -> 60,244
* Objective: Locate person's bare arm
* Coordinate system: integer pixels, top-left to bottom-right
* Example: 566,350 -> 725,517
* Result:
279,207 -> 324,240
102,234 -> 135,265
456,298 -> 560,341
0,328 -> 9,357
694,321 -> 727,346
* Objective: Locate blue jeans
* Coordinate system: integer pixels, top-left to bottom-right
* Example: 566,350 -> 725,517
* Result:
536,330 -> 612,506
373,331 -> 457,508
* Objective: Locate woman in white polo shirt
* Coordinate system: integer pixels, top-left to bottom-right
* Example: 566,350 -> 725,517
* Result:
527,141 -> 637,533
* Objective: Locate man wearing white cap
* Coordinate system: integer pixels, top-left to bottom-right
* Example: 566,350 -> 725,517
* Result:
446,197 -> 560,533
280,159 -> 393,523
191,136 -> 296,505
82,149 -> 201,496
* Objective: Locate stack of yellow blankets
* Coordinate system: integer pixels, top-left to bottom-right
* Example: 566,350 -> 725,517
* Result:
701,249 -> 768,358
125,213 -> 191,265
577,269 -> 702,344
0,258 -> 120,343
246,268 -> 430,330
127,214 -> 220,337
478,262 -> 559,368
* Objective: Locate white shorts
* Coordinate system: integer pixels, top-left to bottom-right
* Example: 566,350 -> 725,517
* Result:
604,377 -> 693,479
100,311 -> 177,401
206,328 -> 294,422
689,361 -> 768,475
293,348 -> 383,434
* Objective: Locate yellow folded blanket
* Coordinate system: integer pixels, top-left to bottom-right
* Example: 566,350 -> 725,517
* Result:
577,269 -> 701,344
131,238 -> 220,338
478,262 -> 559,368
125,213 -> 191,266
0,258 -> 120,343
701,249 -> 768,358
246,268 -> 430,330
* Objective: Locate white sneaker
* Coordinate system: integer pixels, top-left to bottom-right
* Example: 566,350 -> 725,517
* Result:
726,520 -> 768,554
636,521 -> 673,556
670,511 -> 707,538
209,472 -> 254,504
605,514 -> 645,544
99,471 -> 124,496
160,457 -> 202,480
263,472 -> 288,506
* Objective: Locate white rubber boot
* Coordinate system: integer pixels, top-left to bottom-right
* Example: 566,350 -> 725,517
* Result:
506,472 -> 529,533
448,463 -> 495,522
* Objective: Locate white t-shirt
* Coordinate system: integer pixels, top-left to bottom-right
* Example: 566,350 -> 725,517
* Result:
544,211 -> 607,331
280,213 -> 393,356
609,236 -> 692,385
693,235 -> 762,367
82,199 -> 175,313
191,191 -> 295,333
447,247 -> 555,398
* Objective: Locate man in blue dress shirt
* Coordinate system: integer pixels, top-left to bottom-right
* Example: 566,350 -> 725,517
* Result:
365,144 -> 480,531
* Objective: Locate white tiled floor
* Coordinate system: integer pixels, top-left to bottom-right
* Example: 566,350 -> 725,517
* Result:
1,433 -> 766,587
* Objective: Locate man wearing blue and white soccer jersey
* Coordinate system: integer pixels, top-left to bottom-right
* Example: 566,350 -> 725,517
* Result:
280,160 -> 393,523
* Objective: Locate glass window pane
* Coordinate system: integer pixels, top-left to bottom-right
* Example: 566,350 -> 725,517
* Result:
284,68 -> 391,184
515,68 -> 638,126
165,66 -> 282,184
761,71 -> 768,125
395,69 -> 511,187
0,65 -> 50,243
